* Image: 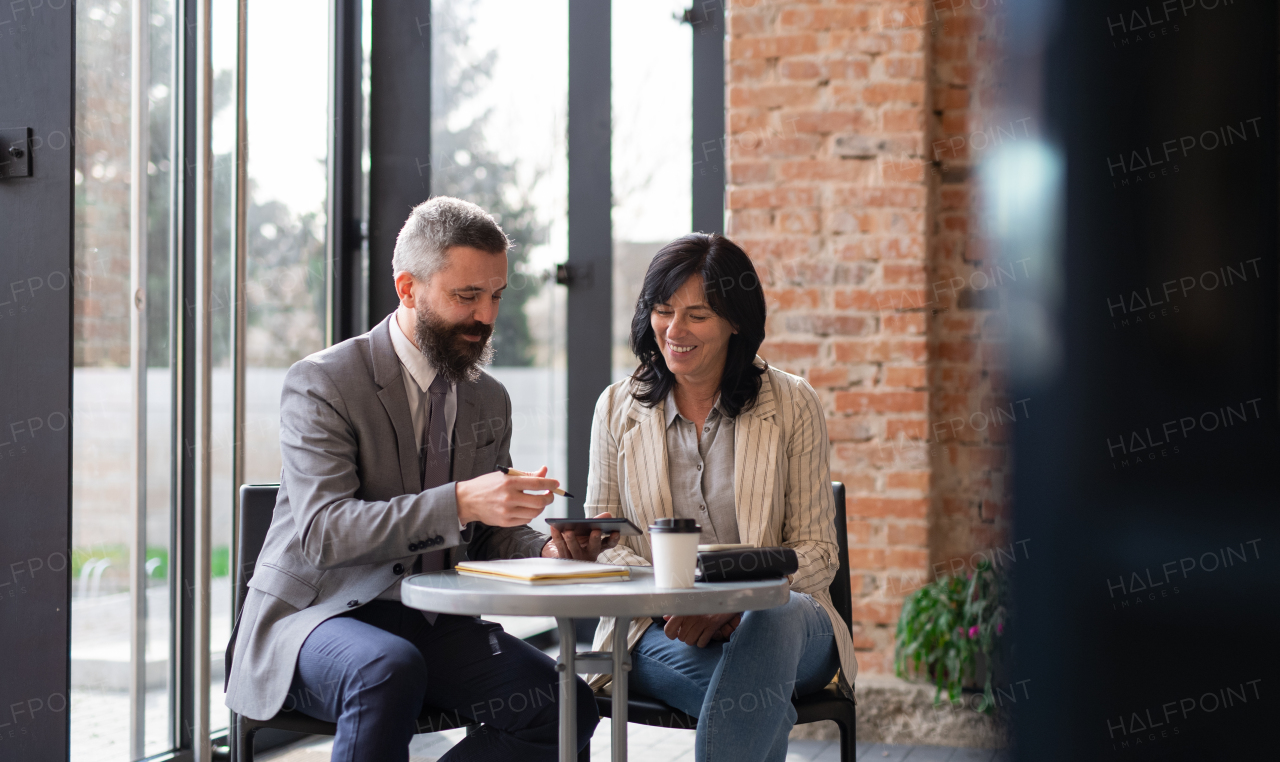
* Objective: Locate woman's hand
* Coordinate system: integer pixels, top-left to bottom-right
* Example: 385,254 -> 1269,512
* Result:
660,612 -> 742,648
541,512 -> 622,561
715,613 -> 742,641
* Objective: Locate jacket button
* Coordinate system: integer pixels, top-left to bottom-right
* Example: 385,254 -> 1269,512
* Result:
346,600 -> 359,608
409,542 -> 418,552
435,535 -> 443,543
393,563 -> 404,575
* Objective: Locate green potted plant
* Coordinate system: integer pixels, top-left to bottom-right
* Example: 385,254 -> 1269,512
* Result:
894,559 -> 1008,712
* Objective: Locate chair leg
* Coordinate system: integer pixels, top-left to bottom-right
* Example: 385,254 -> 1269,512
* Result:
578,738 -> 590,762
837,715 -> 855,762
233,718 -> 256,762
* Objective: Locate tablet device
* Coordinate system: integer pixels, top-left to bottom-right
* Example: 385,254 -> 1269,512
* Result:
545,517 -> 644,536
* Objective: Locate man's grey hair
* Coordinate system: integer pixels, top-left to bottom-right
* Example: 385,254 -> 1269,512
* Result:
392,196 -> 510,282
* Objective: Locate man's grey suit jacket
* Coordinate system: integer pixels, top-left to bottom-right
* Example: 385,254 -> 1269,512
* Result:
224,313 -> 547,721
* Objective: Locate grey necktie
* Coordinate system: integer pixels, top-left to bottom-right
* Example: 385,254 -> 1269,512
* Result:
417,374 -> 451,576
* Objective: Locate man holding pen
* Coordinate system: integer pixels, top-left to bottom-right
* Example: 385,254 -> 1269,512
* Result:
224,197 -> 616,762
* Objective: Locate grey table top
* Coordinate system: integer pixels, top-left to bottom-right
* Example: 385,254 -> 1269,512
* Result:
400,566 -> 790,618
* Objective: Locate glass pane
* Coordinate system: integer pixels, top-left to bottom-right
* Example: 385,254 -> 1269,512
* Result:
209,0 -> 239,734
243,0 -> 330,486
432,0 -> 569,531
612,1 -> 692,382
71,0 -> 177,758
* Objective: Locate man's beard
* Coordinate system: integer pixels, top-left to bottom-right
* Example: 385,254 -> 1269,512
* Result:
413,305 -> 495,385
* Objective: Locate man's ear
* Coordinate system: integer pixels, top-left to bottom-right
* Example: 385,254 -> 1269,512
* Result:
394,271 -> 418,308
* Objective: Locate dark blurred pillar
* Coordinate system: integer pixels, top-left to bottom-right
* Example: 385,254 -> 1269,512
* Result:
566,0 -> 612,508
330,0 -> 366,342
1001,1 -> 1280,759
0,3 -> 74,760
367,0 -> 433,323
690,1 -> 725,235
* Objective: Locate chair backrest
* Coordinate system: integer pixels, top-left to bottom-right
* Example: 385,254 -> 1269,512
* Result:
236,483 -> 281,618
827,482 -> 853,632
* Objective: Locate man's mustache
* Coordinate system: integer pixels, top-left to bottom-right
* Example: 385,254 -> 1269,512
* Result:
453,321 -> 493,340
415,306 -> 496,385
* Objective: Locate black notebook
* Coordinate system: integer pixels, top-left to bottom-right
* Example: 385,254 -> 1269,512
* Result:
695,547 -> 798,582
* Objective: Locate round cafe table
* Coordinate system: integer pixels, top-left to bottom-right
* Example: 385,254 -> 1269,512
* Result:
401,566 -> 790,762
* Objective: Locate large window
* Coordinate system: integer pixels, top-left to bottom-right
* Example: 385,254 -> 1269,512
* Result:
64,2 -> 704,757
67,0 -> 328,754
242,0 -> 331,488
612,1 -> 693,382
431,0 -> 569,530
70,0 -> 177,757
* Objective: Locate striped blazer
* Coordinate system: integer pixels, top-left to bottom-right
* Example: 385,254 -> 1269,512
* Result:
585,363 -> 857,694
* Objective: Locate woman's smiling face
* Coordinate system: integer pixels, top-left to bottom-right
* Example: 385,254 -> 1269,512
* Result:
650,275 -> 737,384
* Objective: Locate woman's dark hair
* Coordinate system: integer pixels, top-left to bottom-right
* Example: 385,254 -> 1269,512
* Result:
629,233 -> 768,418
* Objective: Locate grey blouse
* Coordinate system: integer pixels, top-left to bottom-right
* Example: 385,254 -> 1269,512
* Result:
664,389 -> 741,545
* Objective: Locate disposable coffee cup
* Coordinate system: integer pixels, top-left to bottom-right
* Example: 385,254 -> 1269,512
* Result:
649,518 -> 701,589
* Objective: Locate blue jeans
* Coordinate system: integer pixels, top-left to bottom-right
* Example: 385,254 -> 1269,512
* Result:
285,601 -> 597,762
629,591 -> 839,762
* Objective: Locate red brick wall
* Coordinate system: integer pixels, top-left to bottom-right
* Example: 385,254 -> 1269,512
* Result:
725,0 -> 1010,675
926,0 -> 1015,574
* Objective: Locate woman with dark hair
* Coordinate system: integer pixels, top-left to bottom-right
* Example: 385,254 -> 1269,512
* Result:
585,233 -> 857,762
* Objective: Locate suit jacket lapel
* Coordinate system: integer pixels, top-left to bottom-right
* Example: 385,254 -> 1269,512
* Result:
734,372 -> 779,549
620,399 -> 672,542
370,313 -> 421,494
451,382 -> 480,481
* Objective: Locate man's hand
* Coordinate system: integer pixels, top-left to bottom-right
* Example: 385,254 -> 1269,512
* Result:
660,612 -> 742,648
455,466 -> 558,527
542,512 -> 622,561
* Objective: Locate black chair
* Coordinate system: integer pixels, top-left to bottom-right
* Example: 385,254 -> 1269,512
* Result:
229,484 -> 484,762
592,482 -> 857,760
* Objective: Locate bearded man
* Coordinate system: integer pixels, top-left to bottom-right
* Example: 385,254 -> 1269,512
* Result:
224,197 -> 611,761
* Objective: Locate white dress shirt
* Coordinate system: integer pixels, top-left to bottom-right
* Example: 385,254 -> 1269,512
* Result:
377,314 -> 460,601
389,312 -> 457,449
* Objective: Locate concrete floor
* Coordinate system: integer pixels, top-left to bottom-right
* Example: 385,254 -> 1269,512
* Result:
258,721 -> 1010,762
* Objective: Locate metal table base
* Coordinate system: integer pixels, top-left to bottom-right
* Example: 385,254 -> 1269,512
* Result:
555,617 -> 630,762
400,568 -> 788,762
557,619 -> 578,762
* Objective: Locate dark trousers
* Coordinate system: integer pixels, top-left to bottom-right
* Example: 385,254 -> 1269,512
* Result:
285,601 -> 597,762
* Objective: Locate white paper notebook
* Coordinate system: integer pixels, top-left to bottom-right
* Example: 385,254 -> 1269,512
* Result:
454,558 -> 631,586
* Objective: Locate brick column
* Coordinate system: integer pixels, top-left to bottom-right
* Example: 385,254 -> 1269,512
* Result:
926,0 -> 1014,573
726,0 -> 930,674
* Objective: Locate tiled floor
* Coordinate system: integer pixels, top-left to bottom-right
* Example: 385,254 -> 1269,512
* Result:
70,689 -> 170,761
256,634 -> 1010,762
70,620 -> 1007,762
260,721 -> 1010,762
65,614 -> 553,762
69,578 -> 234,761
70,688 -> 234,762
